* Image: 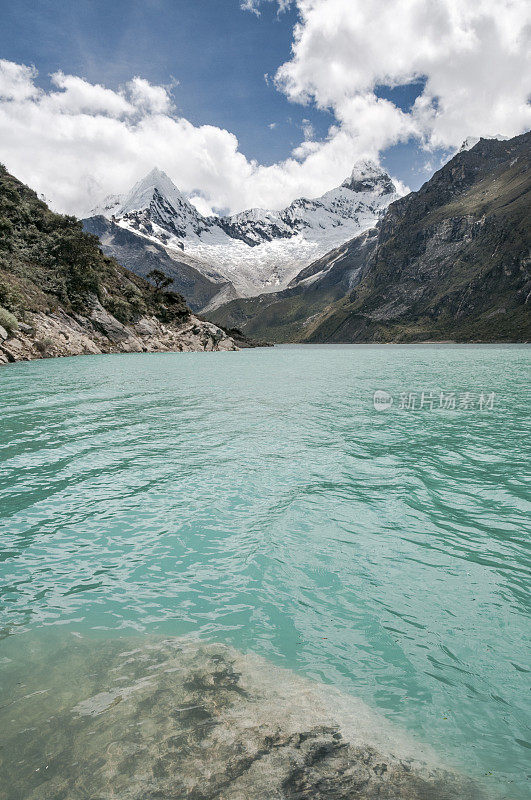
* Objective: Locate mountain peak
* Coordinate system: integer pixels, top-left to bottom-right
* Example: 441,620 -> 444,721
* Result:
458,134 -> 509,153
341,159 -> 395,195
347,158 -> 384,180
145,166 -> 168,180
119,167 -> 187,216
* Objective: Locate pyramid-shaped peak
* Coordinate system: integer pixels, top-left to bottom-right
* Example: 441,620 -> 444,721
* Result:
142,166 -> 174,184
341,158 -> 395,195
119,167 -> 186,216
350,158 -> 385,180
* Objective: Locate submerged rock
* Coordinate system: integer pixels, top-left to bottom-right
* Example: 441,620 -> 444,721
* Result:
0,636 -> 487,800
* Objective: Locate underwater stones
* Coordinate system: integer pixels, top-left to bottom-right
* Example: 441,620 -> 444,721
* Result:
0,636 -> 486,800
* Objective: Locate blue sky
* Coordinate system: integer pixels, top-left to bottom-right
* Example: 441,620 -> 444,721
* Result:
0,0 -> 527,216
0,0 -> 444,190
1,1 -> 327,164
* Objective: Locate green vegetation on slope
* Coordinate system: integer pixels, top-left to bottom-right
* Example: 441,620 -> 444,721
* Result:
83,214 -> 228,313
210,133 -> 531,343
208,285 -> 341,343
0,164 -> 189,328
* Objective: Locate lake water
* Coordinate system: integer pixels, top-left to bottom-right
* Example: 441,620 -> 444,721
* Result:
0,345 -> 529,799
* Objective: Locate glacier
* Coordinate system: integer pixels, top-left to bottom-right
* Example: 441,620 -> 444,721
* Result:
90,160 -> 402,303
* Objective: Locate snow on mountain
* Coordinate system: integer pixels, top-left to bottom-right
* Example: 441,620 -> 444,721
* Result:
121,167 -> 188,214
458,134 -> 509,152
91,167 -> 207,243
89,160 -> 401,301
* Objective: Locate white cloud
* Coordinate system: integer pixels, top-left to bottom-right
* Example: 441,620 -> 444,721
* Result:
301,118 -> 315,140
241,0 -> 292,15
0,59 -> 403,218
48,72 -> 134,116
274,0 -> 530,149
240,0 -> 262,15
0,60 -> 39,101
127,77 -> 173,114
0,2 -> 528,219
188,194 -> 217,217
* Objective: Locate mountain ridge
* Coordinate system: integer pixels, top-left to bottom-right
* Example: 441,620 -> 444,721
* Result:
209,133 -> 531,343
0,164 -> 253,364
85,159 -> 401,304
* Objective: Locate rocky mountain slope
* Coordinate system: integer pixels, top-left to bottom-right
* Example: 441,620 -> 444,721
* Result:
83,214 -> 235,313
210,133 -> 531,343
85,161 -> 400,304
208,230 -> 378,343
0,165 -> 250,364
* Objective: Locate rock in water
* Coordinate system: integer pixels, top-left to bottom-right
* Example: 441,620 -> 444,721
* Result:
0,635 -> 487,800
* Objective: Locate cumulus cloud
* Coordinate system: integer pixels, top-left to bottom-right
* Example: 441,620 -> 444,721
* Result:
0,1 -> 528,218
274,0 -> 530,149
188,194 -> 217,217
127,77 -> 173,114
0,60 -> 39,101
47,72 -> 135,116
0,58 -> 398,217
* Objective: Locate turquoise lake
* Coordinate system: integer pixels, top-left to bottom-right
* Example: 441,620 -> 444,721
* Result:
0,344 -> 529,798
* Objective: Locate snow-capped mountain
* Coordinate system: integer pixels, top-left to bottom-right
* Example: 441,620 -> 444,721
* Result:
89,161 -> 401,302
459,134 -> 509,152
91,168 -> 208,243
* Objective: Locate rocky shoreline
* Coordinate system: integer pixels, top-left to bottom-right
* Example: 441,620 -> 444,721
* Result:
0,300 -> 252,365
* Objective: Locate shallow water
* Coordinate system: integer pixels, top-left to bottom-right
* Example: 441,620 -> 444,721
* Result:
0,344 -> 529,798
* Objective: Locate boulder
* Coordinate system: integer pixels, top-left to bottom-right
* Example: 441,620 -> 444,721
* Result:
89,301 -> 130,342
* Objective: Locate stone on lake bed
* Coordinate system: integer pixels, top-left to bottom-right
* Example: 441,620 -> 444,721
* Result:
0,635 -> 488,800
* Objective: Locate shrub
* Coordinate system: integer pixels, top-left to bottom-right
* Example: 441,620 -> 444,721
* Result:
0,306 -> 18,334
147,269 -> 172,291
35,336 -> 55,354
106,297 -> 132,324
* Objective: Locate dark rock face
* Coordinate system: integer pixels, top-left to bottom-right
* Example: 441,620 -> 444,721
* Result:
341,172 -> 396,197
211,132 -> 531,343
0,636 -> 487,800
306,132 -> 531,343
83,216 -> 232,313
217,215 -> 297,246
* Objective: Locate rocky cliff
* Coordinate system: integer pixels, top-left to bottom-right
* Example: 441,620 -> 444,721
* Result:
0,164 -> 247,364
307,132 -> 530,343
0,306 -> 241,364
210,133 -> 531,343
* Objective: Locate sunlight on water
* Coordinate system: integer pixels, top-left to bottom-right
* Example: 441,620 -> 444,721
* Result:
0,345 -> 529,798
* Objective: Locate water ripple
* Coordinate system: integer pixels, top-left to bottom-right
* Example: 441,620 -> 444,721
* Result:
0,345 -> 530,798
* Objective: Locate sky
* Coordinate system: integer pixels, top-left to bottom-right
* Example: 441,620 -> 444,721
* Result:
0,0 -> 529,216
